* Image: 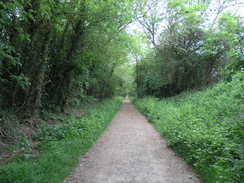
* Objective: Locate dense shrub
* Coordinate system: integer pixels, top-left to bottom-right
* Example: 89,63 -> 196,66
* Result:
134,72 -> 244,183
135,0 -> 243,98
0,97 -> 122,183
0,0 -> 134,117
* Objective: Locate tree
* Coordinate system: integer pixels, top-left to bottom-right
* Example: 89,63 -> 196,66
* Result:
134,0 -> 243,97
0,0 -> 137,119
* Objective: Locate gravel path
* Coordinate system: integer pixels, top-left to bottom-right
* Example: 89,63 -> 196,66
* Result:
64,100 -> 201,183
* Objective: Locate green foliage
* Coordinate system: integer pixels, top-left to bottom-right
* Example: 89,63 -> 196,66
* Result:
0,0 -> 136,115
0,97 -> 122,183
114,63 -> 135,96
135,0 -> 243,98
133,72 -> 244,183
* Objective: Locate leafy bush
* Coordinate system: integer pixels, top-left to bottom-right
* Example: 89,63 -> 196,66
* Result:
0,97 -> 122,183
133,72 -> 244,183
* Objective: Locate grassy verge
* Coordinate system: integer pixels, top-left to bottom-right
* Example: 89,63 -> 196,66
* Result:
133,72 -> 244,183
0,97 -> 122,183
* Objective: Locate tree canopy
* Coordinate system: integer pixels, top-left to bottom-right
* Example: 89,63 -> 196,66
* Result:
0,0 -> 137,117
134,0 -> 243,97
0,0 -> 243,114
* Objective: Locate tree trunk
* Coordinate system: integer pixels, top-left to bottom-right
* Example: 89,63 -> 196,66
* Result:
26,24 -> 52,119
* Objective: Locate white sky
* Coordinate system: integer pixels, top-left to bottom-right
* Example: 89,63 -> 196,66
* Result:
126,0 -> 244,63
127,0 -> 244,35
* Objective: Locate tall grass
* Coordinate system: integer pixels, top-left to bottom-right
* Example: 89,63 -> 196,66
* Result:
0,97 -> 122,183
134,72 -> 244,183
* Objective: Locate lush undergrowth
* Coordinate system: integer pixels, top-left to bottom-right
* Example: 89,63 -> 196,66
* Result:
0,97 -> 122,183
133,72 -> 244,183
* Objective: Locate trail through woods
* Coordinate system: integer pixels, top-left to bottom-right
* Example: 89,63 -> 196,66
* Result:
64,99 -> 201,183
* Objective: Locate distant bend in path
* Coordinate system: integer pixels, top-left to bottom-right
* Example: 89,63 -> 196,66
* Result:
64,99 -> 201,183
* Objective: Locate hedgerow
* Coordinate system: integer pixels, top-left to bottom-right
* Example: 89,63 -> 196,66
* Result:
134,72 -> 244,183
0,97 -> 122,183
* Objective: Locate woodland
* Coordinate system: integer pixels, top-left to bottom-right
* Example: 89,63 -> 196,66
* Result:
0,0 -> 243,183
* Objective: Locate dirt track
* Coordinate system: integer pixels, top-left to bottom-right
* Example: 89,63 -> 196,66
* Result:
64,100 -> 201,183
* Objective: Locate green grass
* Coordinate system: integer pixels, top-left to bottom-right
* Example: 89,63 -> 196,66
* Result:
0,97 -> 122,183
133,72 -> 244,183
